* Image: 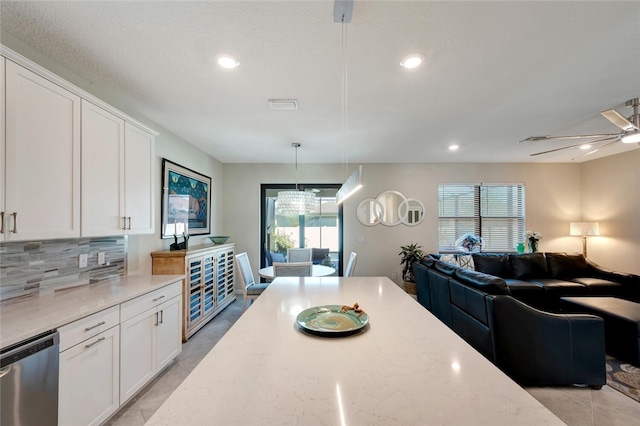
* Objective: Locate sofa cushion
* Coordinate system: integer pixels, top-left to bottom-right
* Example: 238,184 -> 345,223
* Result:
420,255 -> 437,268
546,252 -> 589,278
453,268 -> 510,295
568,277 -> 623,295
510,253 -> 549,280
472,253 -> 513,278
434,260 -> 459,276
527,278 -> 588,296
504,278 -> 544,298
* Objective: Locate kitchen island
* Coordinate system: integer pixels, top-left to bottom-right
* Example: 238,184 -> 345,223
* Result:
147,276 -> 563,425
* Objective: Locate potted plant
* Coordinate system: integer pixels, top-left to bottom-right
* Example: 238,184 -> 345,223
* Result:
399,243 -> 424,294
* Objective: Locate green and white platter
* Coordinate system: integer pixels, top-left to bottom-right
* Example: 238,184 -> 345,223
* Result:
296,305 -> 369,337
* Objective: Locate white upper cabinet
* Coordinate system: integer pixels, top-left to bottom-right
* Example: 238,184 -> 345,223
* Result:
124,122 -> 155,234
3,59 -> 81,241
81,100 -> 126,237
81,101 -> 154,236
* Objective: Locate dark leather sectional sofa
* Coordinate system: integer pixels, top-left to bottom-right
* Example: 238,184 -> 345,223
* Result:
412,252 -> 640,388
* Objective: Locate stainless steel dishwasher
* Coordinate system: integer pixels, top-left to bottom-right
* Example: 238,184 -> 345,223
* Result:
1,330 -> 59,425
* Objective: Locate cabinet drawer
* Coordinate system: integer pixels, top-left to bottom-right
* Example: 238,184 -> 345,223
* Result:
120,281 -> 181,322
58,305 -> 119,352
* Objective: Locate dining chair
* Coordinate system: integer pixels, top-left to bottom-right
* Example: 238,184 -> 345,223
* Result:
344,252 -> 357,277
287,248 -> 312,263
273,261 -> 312,277
235,252 -> 269,311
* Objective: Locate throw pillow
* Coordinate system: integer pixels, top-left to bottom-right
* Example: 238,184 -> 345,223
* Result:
472,253 -> 513,278
510,253 -> 549,280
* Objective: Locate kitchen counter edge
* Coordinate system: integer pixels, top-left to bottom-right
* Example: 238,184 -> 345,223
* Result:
0,275 -> 184,349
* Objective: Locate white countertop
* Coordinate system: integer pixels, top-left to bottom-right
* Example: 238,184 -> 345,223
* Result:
147,276 -> 564,425
0,274 -> 184,348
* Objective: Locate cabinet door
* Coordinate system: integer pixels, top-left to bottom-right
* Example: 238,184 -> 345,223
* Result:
5,60 -> 81,240
59,326 -> 120,426
186,256 -> 204,331
124,123 -> 154,234
81,100 -> 125,237
156,296 -> 182,371
120,308 -> 156,404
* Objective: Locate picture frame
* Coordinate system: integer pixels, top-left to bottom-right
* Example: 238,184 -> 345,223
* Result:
161,159 -> 212,239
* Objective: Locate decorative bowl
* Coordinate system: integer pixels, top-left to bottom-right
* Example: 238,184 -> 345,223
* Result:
209,236 -> 230,244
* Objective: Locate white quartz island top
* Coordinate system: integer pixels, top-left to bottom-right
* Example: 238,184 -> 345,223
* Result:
0,274 -> 184,348
147,276 -> 564,425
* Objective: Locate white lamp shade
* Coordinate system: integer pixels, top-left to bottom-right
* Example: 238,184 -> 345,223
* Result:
569,221 -> 600,236
275,190 -> 316,216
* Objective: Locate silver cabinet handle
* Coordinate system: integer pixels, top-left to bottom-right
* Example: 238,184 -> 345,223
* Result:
154,312 -> 159,326
84,337 -> 106,349
84,321 -> 106,331
0,212 -> 4,234
11,212 -> 17,233
159,309 -> 164,324
122,216 -> 127,230
153,295 -> 165,302
127,216 -> 132,230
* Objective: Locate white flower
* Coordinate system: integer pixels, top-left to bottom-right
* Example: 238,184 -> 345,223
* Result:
524,230 -> 542,240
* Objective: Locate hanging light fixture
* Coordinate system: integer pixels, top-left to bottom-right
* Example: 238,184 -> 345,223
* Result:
334,0 -> 362,205
275,143 -> 316,216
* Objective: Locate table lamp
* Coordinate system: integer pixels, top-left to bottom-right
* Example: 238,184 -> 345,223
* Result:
569,221 -> 600,257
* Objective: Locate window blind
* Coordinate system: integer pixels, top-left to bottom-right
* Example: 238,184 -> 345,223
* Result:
438,183 -> 525,252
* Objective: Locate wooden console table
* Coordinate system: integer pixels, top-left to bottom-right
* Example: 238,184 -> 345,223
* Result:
151,243 -> 236,342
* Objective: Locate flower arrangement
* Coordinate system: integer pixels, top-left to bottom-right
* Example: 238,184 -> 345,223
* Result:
524,230 -> 542,253
455,233 -> 483,252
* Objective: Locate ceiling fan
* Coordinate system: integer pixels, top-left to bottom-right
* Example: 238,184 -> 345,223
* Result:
519,98 -> 640,159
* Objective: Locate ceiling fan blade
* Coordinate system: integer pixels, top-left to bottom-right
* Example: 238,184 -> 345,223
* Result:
570,138 -> 620,161
519,133 -> 620,143
601,109 -> 639,132
528,136 -> 618,156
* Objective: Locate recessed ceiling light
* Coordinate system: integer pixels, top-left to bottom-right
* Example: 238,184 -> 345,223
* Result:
579,144 -> 592,150
400,53 -> 425,69
448,145 -> 459,151
216,54 -> 239,69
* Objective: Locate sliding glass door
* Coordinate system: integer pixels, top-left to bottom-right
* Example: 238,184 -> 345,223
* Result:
260,184 -> 343,278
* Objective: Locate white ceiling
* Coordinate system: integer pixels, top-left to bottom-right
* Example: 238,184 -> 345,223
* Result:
1,1 -> 639,164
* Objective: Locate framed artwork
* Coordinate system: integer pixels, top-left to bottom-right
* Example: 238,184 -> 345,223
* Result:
161,159 -> 211,239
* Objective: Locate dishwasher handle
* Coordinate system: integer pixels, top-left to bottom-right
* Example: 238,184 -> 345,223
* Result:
0,330 -> 60,368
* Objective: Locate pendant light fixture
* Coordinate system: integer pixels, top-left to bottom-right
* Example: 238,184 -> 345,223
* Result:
275,143 -> 316,216
335,0 -> 363,205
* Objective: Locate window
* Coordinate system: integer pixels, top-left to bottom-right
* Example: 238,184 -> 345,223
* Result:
438,183 -> 525,252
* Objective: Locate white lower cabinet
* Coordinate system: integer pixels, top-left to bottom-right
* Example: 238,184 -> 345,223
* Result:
120,282 -> 182,405
58,307 -> 120,426
57,281 -> 182,424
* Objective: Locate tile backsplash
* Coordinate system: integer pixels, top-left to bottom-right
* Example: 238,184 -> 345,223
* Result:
0,236 -> 126,301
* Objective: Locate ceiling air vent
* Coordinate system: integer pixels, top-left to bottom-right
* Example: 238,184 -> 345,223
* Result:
268,99 -> 298,110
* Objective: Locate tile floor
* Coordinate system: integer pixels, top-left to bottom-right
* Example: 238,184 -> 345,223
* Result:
108,297 -> 640,425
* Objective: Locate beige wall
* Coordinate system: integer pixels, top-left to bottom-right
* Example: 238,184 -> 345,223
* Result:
224,162 -> 590,285
580,149 -> 640,274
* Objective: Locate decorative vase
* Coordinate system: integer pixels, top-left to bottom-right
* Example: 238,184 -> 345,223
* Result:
529,238 -> 538,253
516,242 -> 525,254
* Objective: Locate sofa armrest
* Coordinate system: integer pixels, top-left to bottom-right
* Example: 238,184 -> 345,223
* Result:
586,259 -> 640,300
487,295 -> 605,387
